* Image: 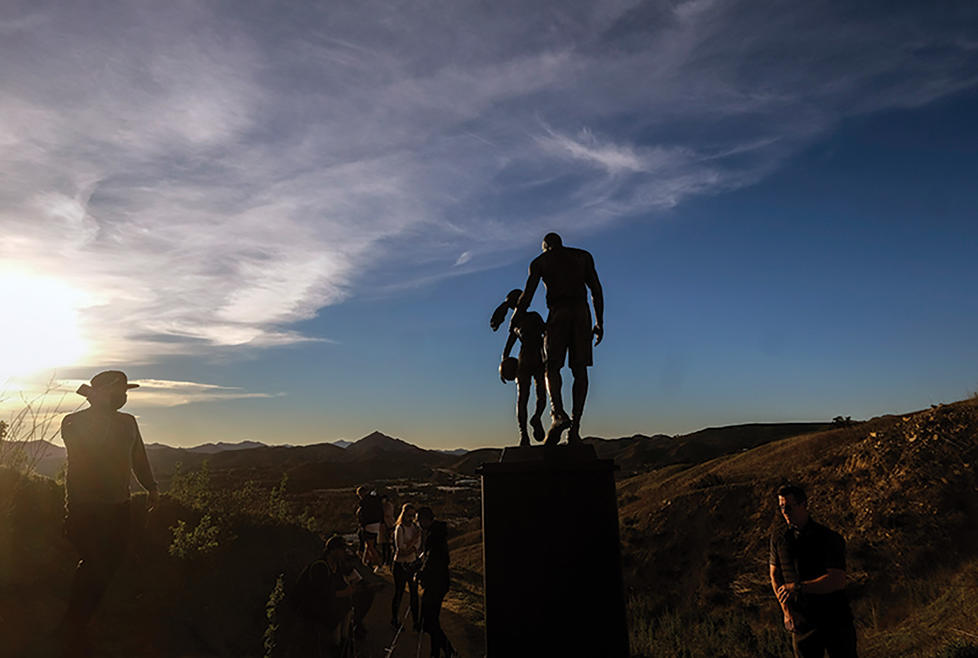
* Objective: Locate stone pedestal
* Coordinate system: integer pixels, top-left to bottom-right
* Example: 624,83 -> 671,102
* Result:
476,444 -> 629,657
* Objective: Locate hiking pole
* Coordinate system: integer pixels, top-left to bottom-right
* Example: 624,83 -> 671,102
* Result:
415,612 -> 424,658
384,604 -> 413,656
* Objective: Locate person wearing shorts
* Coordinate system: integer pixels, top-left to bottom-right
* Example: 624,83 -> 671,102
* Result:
511,232 -> 604,445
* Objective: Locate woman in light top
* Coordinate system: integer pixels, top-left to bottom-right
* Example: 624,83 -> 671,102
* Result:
391,503 -> 422,631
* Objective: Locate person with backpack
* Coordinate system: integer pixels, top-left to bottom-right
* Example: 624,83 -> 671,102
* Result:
355,486 -> 384,568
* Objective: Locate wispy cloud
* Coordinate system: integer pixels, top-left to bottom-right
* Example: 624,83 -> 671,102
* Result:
1,376 -> 277,413
1,0 -> 975,366
122,379 -> 282,407
538,127 -> 657,175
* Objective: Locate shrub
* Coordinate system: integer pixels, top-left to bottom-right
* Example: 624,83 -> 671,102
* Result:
169,464 -> 317,531
628,597 -> 791,658
936,640 -> 978,658
0,387 -> 73,473
168,513 -> 224,559
263,573 -> 286,658
692,472 -> 725,489
168,461 -> 215,510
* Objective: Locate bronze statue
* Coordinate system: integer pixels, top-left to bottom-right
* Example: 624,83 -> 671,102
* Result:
491,289 -> 547,446
511,233 -> 604,445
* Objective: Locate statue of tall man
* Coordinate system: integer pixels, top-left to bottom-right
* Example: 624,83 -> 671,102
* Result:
511,232 -> 604,445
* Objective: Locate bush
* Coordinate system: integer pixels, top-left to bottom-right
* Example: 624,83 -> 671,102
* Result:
936,640 -> 978,658
692,472 -> 725,489
168,513 -> 225,559
0,388 -> 72,473
168,463 -> 317,532
264,573 -> 286,658
628,597 -> 791,658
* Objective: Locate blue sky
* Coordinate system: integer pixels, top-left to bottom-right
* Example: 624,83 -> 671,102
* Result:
1,1 -> 977,449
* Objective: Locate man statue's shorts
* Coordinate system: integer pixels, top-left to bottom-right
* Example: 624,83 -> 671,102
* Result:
545,302 -> 593,369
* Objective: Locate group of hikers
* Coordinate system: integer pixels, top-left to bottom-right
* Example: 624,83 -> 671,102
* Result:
286,486 -> 458,658
348,486 -> 458,658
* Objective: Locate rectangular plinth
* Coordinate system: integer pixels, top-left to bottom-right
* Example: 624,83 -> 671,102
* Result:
477,445 -> 629,657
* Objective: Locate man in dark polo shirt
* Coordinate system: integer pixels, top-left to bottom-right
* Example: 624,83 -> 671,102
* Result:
769,484 -> 857,658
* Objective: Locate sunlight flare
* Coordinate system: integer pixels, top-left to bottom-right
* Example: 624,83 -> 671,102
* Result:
0,269 -> 91,381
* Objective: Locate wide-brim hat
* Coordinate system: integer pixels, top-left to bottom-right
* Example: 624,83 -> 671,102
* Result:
89,370 -> 139,391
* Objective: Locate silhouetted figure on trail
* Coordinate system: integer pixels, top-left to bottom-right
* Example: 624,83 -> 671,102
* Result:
356,485 -> 383,568
58,370 -> 159,655
391,503 -> 422,631
511,232 -> 604,445
417,506 -> 458,658
292,535 -> 360,657
491,288 -> 547,446
380,494 -> 396,567
770,484 -> 857,658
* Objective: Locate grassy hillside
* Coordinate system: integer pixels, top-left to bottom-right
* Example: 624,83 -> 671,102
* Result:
450,422 -> 829,477
0,467 -> 324,658
0,461 -> 485,657
3,401 -> 975,656
617,398 -> 978,657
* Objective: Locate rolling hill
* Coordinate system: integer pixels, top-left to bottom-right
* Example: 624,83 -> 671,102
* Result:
2,400 -> 976,656
24,430 -> 459,491
616,399 -> 978,656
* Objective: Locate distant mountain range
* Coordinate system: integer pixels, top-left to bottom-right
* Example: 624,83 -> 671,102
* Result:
448,422 -> 830,477
17,422 -> 833,490
146,440 -> 268,453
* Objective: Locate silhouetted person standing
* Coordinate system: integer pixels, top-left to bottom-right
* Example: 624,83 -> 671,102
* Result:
417,506 -> 458,658
58,370 -> 158,652
492,288 -> 548,446
512,232 -> 604,445
380,494 -> 396,567
770,484 -> 857,658
292,535 -> 358,658
356,486 -> 383,567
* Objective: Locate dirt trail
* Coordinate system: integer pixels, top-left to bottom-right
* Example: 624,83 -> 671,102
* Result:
353,569 -> 484,658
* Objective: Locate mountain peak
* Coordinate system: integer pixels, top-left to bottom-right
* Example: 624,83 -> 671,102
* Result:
360,430 -> 394,442
347,431 -> 425,455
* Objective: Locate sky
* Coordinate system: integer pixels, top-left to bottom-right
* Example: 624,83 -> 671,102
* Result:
1,1 -> 977,450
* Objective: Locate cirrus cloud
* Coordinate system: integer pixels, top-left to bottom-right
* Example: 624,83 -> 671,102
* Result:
0,0 -> 975,367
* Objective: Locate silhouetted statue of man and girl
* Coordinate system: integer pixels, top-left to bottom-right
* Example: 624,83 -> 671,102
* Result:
491,232 -> 604,447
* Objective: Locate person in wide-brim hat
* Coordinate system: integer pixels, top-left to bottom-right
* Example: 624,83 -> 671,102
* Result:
59,369 -> 158,650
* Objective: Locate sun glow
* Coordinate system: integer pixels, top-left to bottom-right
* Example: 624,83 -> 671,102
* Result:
0,269 -> 91,381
